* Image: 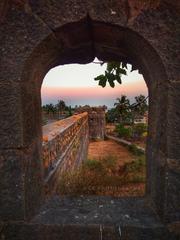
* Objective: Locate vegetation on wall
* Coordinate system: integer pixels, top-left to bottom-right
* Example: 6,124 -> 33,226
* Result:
57,154 -> 145,197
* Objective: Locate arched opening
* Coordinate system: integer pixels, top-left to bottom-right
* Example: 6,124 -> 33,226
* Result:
41,61 -> 148,197
19,19 -> 168,220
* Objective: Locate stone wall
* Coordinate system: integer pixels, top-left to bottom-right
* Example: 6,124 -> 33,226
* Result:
0,0 -> 179,237
76,106 -> 106,140
42,112 -> 89,194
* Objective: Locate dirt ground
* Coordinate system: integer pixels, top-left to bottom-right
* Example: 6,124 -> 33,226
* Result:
87,139 -> 145,196
88,139 -> 134,166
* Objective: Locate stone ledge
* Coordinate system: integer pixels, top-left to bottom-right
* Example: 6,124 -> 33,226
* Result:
1,196 -> 177,240
1,222 -> 174,240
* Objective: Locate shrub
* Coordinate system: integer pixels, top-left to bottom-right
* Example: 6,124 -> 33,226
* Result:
115,124 -> 132,139
83,159 -> 103,172
102,155 -> 117,172
57,154 -> 145,196
133,123 -> 147,138
125,156 -> 146,172
128,144 -> 144,156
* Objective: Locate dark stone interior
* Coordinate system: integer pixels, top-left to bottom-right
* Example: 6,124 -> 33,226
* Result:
0,0 -> 179,239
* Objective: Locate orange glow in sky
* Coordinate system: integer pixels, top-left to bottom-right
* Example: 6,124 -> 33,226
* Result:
41,60 -> 148,108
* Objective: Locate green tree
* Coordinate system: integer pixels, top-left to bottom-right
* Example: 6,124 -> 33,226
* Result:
68,106 -> 73,116
94,62 -> 128,88
42,103 -> 57,115
115,124 -> 132,139
106,108 -> 119,123
56,100 -> 66,118
133,123 -> 147,139
130,95 -> 148,123
114,95 -> 130,124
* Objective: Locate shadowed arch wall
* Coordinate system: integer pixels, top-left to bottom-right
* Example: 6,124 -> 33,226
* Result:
0,0 -> 179,226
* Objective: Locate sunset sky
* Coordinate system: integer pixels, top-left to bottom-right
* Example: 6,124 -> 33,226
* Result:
41,59 -> 148,108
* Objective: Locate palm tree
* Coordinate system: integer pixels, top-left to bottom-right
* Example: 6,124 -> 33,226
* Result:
114,95 -> 130,124
130,95 -> 148,123
42,104 -> 57,115
42,103 -> 57,122
56,100 -> 66,119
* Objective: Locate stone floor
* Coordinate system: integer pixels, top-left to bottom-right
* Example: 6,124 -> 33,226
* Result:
2,195 -> 177,240
29,195 -> 173,240
32,196 -> 159,226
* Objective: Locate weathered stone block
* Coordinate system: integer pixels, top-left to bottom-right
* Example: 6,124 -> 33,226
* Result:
0,1 -> 179,238
0,143 -> 43,221
0,149 -> 25,220
0,83 -> 23,149
29,0 -> 87,29
165,170 -> 180,223
167,82 -> 180,159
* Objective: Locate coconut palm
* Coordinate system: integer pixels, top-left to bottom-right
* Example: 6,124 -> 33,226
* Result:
56,100 -> 66,118
130,95 -> 148,123
114,95 -> 130,124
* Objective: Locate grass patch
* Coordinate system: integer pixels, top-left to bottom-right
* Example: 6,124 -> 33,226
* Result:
128,144 -> 144,156
84,159 -> 104,172
57,154 -> 146,197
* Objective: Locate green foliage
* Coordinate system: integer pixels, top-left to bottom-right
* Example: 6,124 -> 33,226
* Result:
128,144 -> 144,156
106,108 -> 119,123
131,95 -> 148,120
42,100 -> 75,119
42,103 -> 57,114
125,156 -> 146,172
102,155 -> 117,171
83,159 -> 104,172
121,155 -> 146,184
57,153 -> 146,196
94,62 -> 128,88
84,156 -> 117,174
133,123 -> 147,138
56,100 -> 66,113
67,106 -> 73,116
114,95 -> 131,124
105,94 -> 148,125
115,124 -> 132,138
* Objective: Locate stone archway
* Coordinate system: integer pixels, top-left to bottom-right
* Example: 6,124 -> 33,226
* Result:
0,0 -> 179,233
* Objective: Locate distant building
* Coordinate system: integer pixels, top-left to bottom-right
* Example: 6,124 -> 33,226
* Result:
134,111 -> 148,124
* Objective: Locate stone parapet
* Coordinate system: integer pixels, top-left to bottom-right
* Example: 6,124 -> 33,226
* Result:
42,112 -> 89,194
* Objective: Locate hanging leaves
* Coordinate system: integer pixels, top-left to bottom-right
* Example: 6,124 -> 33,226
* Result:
94,74 -> 107,87
94,61 -> 128,88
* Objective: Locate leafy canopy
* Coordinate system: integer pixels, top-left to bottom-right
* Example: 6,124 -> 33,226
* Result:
94,61 -> 130,88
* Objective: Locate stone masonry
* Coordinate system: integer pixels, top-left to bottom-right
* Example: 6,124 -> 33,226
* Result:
0,0 -> 180,239
75,106 -> 106,140
42,112 -> 89,194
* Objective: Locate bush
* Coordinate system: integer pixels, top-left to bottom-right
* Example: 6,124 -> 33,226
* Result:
125,156 -> 146,172
133,123 -> 147,138
84,156 -> 117,175
83,159 -> 103,172
106,108 -> 119,123
57,155 -> 145,196
115,124 -> 132,139
102,155 -> 117,172
128,144 -> 144,156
